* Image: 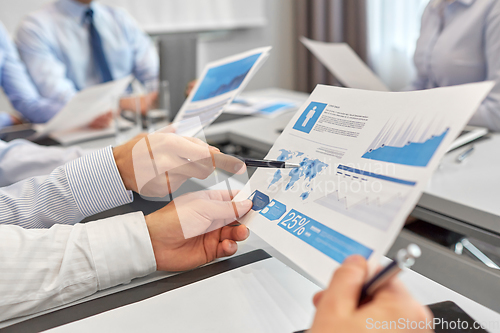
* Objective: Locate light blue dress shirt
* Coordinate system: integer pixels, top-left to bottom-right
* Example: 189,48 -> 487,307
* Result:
411,0 -> 500,131
0,22 -> 64,124
0,146 -> 133,229
16,0 -> 159,104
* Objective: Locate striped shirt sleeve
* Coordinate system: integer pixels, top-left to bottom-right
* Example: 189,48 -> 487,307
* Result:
0,146 -> 133,229
0,212 -> 156,322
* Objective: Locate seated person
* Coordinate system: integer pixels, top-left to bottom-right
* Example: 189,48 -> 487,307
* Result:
0,22 -> 64,126
15,0 -> 159,126
410,0 -> 500,131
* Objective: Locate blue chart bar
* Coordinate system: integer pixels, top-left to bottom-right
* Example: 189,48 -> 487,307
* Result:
278,209 -> 373,263
338,165 -> 416,186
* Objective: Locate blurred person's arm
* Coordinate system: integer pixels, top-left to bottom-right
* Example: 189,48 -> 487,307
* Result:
0,139 -> 87,186
15,15 -> 77,106
469,1 -> 500,131
114,8 -> 159,84
0,22 -> 64,123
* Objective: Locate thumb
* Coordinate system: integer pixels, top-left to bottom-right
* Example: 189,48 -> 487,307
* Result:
203,199 -> 253,221
318,255 -> 367,315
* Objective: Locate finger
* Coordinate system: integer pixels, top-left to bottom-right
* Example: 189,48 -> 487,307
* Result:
312,291 -> 325,307
319,255 -> 368,315
216,239 -> 238,258
203,199 -> 252,221
220,224 -> 249,242
204,189 -> 242,202
213,154 -> 247,175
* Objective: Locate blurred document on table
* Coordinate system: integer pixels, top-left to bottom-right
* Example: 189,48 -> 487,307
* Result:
173,47 -> 271,136
44,258 -> 320,333
235,82 -> 494,287
301,37 -> 389,91
32,76 -> 133,140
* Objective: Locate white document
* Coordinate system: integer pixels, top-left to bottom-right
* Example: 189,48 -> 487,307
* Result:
173,47 -> 271,136
301,37 -> 389,92
33,76 -> 133,138
234,82 -> 494,287
44,258 -> 320,333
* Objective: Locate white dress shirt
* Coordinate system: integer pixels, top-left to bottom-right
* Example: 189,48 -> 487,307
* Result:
0,211 -> 157,322
15,0 -> 159,107
411,0 -> 500,131
0,139 -> 86,187
0,145 -> 133,228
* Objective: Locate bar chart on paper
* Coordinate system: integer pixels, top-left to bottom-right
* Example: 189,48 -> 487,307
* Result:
315,165 -> 417,231
362,116 -> 450,167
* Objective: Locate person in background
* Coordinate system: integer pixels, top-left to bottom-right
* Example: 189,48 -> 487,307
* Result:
0,22 -> 64,127
410,0 -> 500,131
309,255 -> 433,332
15,0 -> 159,128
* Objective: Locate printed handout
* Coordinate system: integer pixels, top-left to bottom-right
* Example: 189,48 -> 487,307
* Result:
234,82 -> 494,286
173,47 -> 271,136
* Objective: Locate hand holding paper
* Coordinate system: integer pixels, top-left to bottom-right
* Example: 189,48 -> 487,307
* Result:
145,190 -> 253,271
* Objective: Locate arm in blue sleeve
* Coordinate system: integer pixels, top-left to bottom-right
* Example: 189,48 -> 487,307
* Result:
114,8 -> 159,84
0,113 -> 13,128
0,139 -> 88,186
469,1 -> 500,131
0,22 -> 64,123
0,146 -> 133,229
15,16 -> 78,106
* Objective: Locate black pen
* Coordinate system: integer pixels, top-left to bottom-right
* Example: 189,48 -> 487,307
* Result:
232,156 -> 300,168
359,244 -> 421,303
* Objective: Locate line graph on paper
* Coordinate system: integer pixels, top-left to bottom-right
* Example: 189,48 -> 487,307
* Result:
315,165 -> 417,231
362,115 -> 449,167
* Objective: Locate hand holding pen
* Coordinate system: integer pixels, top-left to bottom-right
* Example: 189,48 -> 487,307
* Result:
299,245 -> 431,333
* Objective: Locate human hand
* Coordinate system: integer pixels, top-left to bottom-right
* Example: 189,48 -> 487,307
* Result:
309,255 -> 433,333
113,132 -> 246,197
10,115 -> 22,125
185,79 -> 197,97
119,92 -> 158,115
89,111 -> 113,129
145,189 -> 252,271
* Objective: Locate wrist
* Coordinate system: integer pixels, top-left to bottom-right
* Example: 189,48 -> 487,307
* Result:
112,145 -> 137,192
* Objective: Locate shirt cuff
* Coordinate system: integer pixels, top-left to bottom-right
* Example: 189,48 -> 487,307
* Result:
86,211 -> 157,290
65,146 -> 133,217
0,113 -> 13,128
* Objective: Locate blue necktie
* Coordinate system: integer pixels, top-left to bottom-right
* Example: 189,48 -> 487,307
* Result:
85,9 -> 113,83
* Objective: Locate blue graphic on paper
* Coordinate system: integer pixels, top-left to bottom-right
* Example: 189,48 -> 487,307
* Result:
268,149 -> 328,200
362,128 -> 448,167
248,190 -> 269,211
292,102 -> 327,134
191,53 -> 262,102
278,209 -> 373,263
259,102 -> 295,114
260,200 -> 287,221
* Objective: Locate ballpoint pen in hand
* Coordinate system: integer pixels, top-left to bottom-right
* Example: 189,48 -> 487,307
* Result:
359,244 -> 421,303
231,155 -> 300,169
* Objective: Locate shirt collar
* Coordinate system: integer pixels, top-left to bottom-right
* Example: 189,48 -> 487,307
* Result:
56,0 -> 95,24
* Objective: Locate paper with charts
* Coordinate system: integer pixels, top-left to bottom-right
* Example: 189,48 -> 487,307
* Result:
234,82 -> 493,287
173,46 -> 271,136
301,37 -> 389,92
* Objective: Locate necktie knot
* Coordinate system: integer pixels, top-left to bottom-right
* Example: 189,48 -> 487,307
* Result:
85,8 -> 94,22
